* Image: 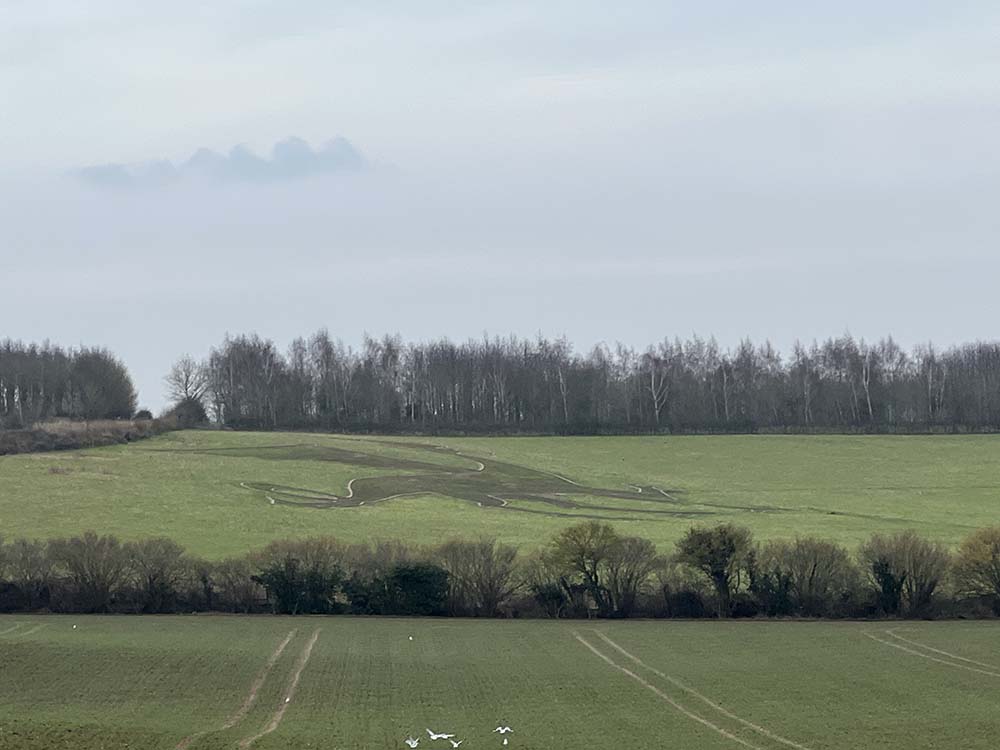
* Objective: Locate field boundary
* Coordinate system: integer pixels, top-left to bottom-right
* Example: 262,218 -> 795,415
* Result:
594,631 -> 811,750
175,629 -> 297,750
239,628 -> 322,748
573,631 -> 765,749
865,630 -> 1000,678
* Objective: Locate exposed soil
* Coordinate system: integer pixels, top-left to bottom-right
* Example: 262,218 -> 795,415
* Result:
183,440 -> 780,520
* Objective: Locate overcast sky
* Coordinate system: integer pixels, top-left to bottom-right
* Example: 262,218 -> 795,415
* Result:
3,1 -> 1000,410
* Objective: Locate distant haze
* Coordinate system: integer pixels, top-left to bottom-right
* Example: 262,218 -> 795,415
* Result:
2,2 -> 999,411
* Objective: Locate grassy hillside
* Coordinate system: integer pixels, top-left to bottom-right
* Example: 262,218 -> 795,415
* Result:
1,615 -> 997,749
1,431 -> 998,557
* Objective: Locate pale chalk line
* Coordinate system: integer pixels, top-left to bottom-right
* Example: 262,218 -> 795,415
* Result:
573,632 -> 764,750
454,451 -> 486,472
864,632 -> 1000,678
595,632 -> 812,750
553,473 -> 583,486
0,623 -> 24,636
371,492 -> 422,503
885,628 -> 1000,671
542,469 -> 584,487
239,628 -> 321,748
653,486 -> 683,502
175,629 -> 297,750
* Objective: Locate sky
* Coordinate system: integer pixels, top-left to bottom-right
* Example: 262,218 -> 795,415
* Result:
2,1 -> 1000,411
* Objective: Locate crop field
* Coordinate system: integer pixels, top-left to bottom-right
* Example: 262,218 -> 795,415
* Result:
0,615 -> 997,749
3,431 -> 1000,556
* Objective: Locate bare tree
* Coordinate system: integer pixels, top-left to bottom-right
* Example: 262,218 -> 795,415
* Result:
150,330 -> 1000,435
437,538 -> 520,616
953,526 -> 1000,613
164,355 -> 208,405
605,536 -> 661,617
6,538 -> 53,609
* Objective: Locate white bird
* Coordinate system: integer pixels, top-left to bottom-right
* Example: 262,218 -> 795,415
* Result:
72,625 -> 77,629
405,738 -> 420,748
270,498 -> 276,505
449,741 -> 463,748
409,636 -> 414,641
285,697 -> 290,703
502,739 -> 508,747
494,726 -> 513,734
427,729 -> 455,740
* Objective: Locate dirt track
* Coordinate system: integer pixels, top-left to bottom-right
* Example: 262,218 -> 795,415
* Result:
238,628 -> 321,748
175,629 -> 297,750
866,629 -> 1000,678
594,631 -> 811,750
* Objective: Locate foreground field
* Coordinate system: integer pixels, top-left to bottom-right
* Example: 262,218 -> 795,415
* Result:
0,616 -> 997,749
2,431 -> 1000,556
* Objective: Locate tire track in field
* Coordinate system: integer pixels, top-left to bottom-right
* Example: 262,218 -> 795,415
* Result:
864,631 -> 1000,678
594,631 -> 812,750
885,628 -> 1000,671
8,623 -> 48,638
573,631 -> 765,749
239,628 -> 322,748
175,629 -> 297,750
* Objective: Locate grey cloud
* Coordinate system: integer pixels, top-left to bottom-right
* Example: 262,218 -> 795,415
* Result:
75,136 -> 365,187
76,159 -> 178,188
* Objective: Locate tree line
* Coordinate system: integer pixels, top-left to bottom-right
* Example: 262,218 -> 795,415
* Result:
185,331 -> 1000,433
2,524 -> 998,619
0,341 -> 137,427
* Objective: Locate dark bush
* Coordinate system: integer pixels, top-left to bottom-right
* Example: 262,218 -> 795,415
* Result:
166,397 -> 208,428
675,524 -> 753,618
250,538 -> 346,613
663,588 -> 707,618
381,563 -> 449,616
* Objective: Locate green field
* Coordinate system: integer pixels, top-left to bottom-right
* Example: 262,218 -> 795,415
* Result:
0,615 -> 997,749
3,431 -> 1000,556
